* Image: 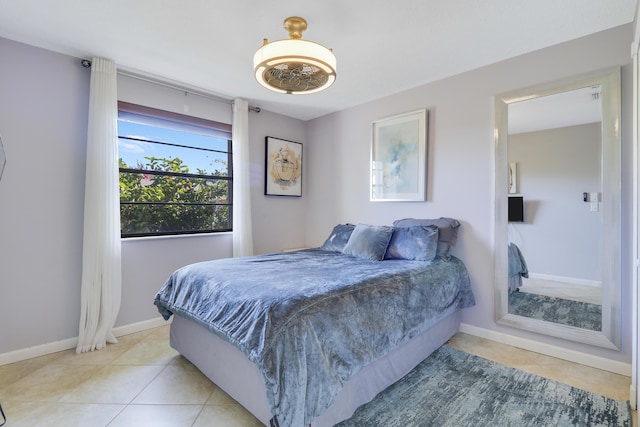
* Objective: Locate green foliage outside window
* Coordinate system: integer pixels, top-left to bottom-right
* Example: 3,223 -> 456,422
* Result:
119,156 -> 231,236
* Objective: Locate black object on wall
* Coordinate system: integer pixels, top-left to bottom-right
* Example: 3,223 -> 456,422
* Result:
508,196 -> 524,222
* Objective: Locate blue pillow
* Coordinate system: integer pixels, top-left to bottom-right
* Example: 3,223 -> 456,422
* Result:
392,217 -> 460,259
321,224 -> 356,252
343,224 -> 394,261
384,225 -> 439,261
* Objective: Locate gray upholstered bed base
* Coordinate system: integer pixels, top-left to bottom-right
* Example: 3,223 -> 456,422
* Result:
170,310 -> 461,426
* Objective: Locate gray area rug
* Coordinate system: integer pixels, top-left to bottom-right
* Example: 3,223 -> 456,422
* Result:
336,346 -> 630,427
509,290 -> 602,331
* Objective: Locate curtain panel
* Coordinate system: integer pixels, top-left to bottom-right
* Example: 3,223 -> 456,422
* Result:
232,98 -> 254,257
77,57 -> 122,353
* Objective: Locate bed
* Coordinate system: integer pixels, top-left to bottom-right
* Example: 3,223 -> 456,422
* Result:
154,219 -> 475,426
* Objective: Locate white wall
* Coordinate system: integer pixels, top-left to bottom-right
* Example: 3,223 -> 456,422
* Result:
509,123 -> 602,281
0,38 -> 89,353
247,110 -> 307,254
304,25 -> 633,364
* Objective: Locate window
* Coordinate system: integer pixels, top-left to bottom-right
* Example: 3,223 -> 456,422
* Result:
117,102 -> 232,237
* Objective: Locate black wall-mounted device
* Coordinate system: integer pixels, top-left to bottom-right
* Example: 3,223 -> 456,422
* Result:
508,196 -> 524,222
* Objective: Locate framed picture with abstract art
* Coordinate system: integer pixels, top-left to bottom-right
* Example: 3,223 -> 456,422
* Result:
370,109 -> 428,201
265,136 -> 303,197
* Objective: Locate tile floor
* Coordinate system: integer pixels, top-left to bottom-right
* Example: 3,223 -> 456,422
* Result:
0,325 -> 634,426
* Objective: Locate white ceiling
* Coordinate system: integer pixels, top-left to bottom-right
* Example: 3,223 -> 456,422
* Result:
509,85 -> 603,135
0,1 -> 636,121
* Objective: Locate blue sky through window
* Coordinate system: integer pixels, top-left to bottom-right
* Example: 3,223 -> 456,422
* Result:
118,120 -> 229,175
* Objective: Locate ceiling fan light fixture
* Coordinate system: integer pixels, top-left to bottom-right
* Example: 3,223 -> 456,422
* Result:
253,17 -> 336,95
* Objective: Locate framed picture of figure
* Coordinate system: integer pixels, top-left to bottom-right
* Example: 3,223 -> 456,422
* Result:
265,136 -> 302,197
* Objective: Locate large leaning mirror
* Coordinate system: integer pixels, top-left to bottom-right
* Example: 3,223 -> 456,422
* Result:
494,68 -> 621,349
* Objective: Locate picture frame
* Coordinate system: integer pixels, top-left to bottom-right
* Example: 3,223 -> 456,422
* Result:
370,109 -> 428,201
265,136 -> 303,197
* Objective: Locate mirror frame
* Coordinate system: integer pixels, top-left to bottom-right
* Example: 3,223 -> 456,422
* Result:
494,67 -> 621,350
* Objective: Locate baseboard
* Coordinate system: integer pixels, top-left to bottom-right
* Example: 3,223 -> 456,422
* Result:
527,272 -> 601,287
0,317 -> 169,366
459,323 -> 631,377
112,316 -> 170,337
0,336 -> 79,367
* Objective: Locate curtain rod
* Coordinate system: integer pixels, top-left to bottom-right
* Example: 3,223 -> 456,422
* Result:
81,59 -> 260,113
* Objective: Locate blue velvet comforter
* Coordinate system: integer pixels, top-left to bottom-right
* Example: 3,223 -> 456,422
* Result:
154,248 -> 475,427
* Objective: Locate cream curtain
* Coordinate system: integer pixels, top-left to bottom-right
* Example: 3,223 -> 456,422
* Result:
232,98 -> 254,257
77,57 -> 122,353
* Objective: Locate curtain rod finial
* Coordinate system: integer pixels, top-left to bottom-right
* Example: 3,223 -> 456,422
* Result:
81,59 -> 92,68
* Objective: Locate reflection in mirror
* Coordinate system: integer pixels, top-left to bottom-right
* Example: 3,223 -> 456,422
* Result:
508,86 -> 603,332
494,68 -> 621,349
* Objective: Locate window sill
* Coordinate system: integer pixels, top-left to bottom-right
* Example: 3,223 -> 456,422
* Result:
122,231 -> 233,242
